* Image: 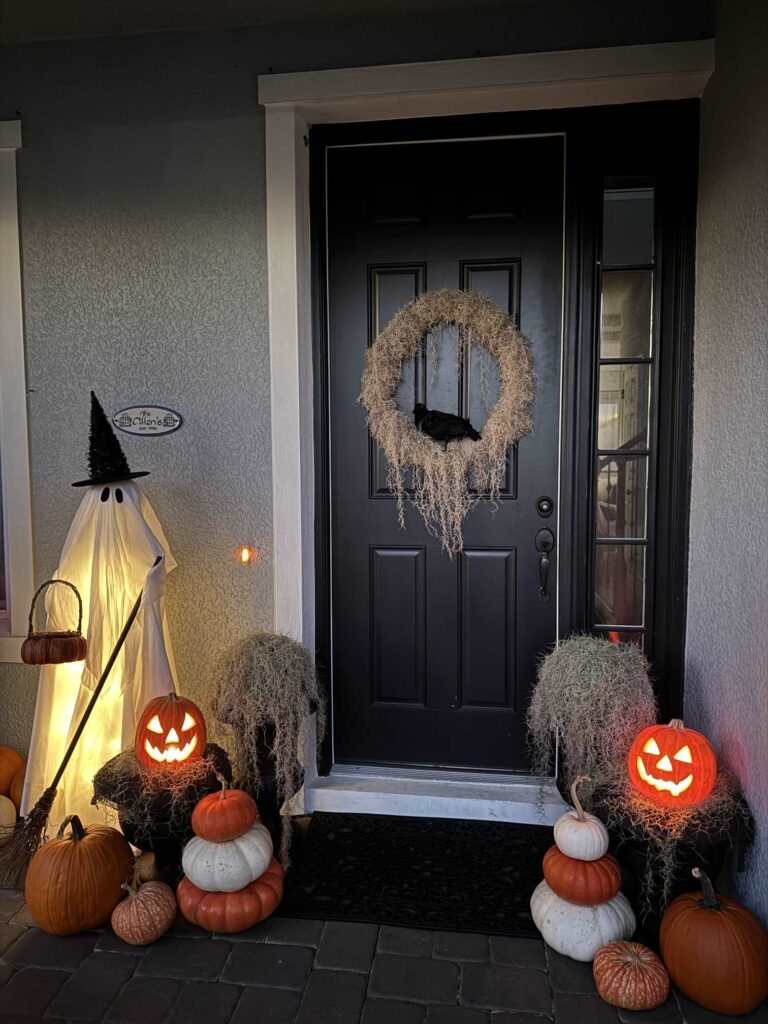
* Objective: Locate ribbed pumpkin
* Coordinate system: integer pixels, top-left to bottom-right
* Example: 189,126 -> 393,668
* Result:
543,845 -> 621,905
182,823 -> 273,893
553,775 -> 609,861
660,868 -> 768,1016
9,764 -> 25,813
25,815 -> 134,935
593,941 -> 670,1010
530,881 -> 636,962
111,881 -> 177,945
191,779 -> 258,842
0,748 -> 24,798
177,858 -> 284,933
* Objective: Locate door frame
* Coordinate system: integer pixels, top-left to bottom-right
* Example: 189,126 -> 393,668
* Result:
258,42 -> 711,791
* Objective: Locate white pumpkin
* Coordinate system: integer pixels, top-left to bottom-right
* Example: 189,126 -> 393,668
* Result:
182,823 -> 273,893
0,794 -> 15,835
530,880 -> 635,961
553,775 -> 609,861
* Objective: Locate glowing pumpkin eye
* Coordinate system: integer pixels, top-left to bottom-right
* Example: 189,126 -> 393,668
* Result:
182,712 -> 196,731
146,715 -> 164,734
643,737 -> 660,755
674,745 -> 692,763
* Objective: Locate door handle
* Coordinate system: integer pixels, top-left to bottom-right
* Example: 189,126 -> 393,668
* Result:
535,528 -> 555,601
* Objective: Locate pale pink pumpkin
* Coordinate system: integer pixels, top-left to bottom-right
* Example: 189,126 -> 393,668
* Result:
593,941 -> 670,1010
110,880 -> 177,945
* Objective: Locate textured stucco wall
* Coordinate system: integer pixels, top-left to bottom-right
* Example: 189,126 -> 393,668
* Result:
0,1 -> 714,755
686,0 -> 768,923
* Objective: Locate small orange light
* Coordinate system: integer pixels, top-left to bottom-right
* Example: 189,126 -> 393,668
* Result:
239,545 -> 255,565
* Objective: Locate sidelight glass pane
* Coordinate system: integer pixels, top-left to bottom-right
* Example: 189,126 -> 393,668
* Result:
597,364 -> 650,451
596,628 -> 645,649
600,270 -> 653,359
602,186 -> 654,267
596,455 -> 647,539
595,544 -> 646,626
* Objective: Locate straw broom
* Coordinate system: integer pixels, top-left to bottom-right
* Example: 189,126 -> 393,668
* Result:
0,556 -> 162,889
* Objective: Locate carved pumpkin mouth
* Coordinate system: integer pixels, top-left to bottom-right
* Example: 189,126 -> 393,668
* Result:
636,756 -> 693,797
144,734 -> 198,764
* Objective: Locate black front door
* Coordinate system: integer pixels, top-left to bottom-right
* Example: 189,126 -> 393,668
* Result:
326,135 -> 564,771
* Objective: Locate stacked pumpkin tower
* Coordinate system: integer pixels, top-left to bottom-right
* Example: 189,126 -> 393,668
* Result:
177,779 -> 284,933
531,775 -> 636,962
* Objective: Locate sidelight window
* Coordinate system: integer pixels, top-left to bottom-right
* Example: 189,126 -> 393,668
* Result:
593,182 -> 656,648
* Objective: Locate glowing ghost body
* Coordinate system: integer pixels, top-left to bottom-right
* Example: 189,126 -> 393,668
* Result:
22,481 -> 177,824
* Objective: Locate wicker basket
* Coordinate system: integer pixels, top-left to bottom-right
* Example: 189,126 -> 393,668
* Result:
21,579 -> 87,665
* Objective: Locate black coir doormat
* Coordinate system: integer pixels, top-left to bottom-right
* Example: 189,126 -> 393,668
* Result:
278,812 -> 552,936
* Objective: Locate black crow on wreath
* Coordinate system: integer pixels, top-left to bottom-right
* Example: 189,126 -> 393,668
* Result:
414,403 -> 482,447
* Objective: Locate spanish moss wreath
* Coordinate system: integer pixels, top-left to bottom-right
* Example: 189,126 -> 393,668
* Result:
360,289 -> 535,555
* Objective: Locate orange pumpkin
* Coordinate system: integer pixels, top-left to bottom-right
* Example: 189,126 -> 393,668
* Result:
593,941 -> 670,1010
191,778 -> 258,843
543,845 -> 622,906
9,763 -> 25,813
25,815 -> 134,935
177,858 -> 284,933
0,748 -> 24,798
660,867 -> 768,1016
627,719 -> 716,807
135,692 -> 206,768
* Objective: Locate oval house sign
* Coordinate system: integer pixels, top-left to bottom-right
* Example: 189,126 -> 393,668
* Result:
113,406 -> 182,436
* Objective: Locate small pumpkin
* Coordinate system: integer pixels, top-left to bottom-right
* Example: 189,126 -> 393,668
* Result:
0,747 -> 24,798
593,941 -> 670,1010
25,815 -> 134,935
177,858 -> 284,933
553,775 -> 609,861
134,851 -> 164,885
191,777 -> 258,843
628,719 -> 717,807
9,763 -> 25,813
0,794 -> 16,835
135,692 -> 207,769
111,881 -> 177,945
182,823 -> 273,893
530,880 -> 635,962
660,867 -> 768,1016
543,845 -> 621,906
21,579 -> 87,665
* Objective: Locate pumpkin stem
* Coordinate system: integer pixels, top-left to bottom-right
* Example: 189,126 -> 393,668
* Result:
570,775 -> 591,820
57,814 -> 86,841
668,718 -> 685,729
693,866 -> 722,909
214,770 -> 229,799
121,881 -> 138,898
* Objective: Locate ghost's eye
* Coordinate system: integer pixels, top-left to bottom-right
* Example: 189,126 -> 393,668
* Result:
115,488 -> 123,504
146,715 -> 164,734
181,712 -> 196,731
642,737 -> 660,755
674,745 -> 692,763
101,487 -> 110,503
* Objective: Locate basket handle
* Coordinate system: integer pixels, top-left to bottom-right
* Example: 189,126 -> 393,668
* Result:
28,579 -> 84,636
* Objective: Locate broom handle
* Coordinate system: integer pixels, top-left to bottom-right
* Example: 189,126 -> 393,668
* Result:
49,555 -> 163,792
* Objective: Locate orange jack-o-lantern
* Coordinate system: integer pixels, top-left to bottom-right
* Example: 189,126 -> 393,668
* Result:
135,693 -> 206,769
628,719 -> 716,807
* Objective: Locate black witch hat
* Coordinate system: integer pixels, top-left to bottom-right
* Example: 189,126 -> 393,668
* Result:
72,392 -> 149,487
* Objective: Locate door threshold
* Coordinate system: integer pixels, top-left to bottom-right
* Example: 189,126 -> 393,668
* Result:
303,763 -> 567,825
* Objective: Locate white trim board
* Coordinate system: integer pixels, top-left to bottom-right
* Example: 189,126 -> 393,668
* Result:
259,41 -> 713,813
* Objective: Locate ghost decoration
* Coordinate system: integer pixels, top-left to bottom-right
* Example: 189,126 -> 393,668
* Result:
22,393 -> 178,826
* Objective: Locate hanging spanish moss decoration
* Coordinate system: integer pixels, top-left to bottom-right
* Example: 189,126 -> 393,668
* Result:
359,289 -> 535,556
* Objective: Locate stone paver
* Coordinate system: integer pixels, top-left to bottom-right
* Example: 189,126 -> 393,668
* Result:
106,976 -> 180,1024
426,1007 -> 488,1022
2,928 -> 97,970
553,993 -> 618,1024
0,891 -> 25,923
489,937 -> 546,970
96,929 -> 150,954
378,926 -> 433,957
267,916 -> 324,947
166,980 -> 243,1024
222,941 -> 314,989
461,963 -> 552,1015
546,947 -> 598,995
617,996 -> 682,1024
369,954 -> 459,1005
0,965 -> 69,1015
0,922 -> 24,957
432,931 -> 489,962
136,936 -> 231,981
230,986 -> 302,1024
490,1014 -> 554,1023
295,968 -> 367,1023
361,998 -> 427,1024
675,993 -> 767,1024
47,952 -> 137,1020
314,921 -> 379,972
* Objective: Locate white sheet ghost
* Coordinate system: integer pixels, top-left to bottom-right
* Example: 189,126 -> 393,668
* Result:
22,397 -> 178,826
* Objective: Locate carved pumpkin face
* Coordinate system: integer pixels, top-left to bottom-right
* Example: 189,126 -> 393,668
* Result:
628,719 -> 717,807
135,693 -> 206,769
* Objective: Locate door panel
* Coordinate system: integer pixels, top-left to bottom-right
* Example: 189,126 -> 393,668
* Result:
327,135 -> 564,771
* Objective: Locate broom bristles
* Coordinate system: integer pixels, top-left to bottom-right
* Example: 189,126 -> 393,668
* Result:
0,786 -> 57,890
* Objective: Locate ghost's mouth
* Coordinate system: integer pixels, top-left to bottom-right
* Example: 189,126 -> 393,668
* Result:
144,735 -> 198,763
636,757 -> 693,797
